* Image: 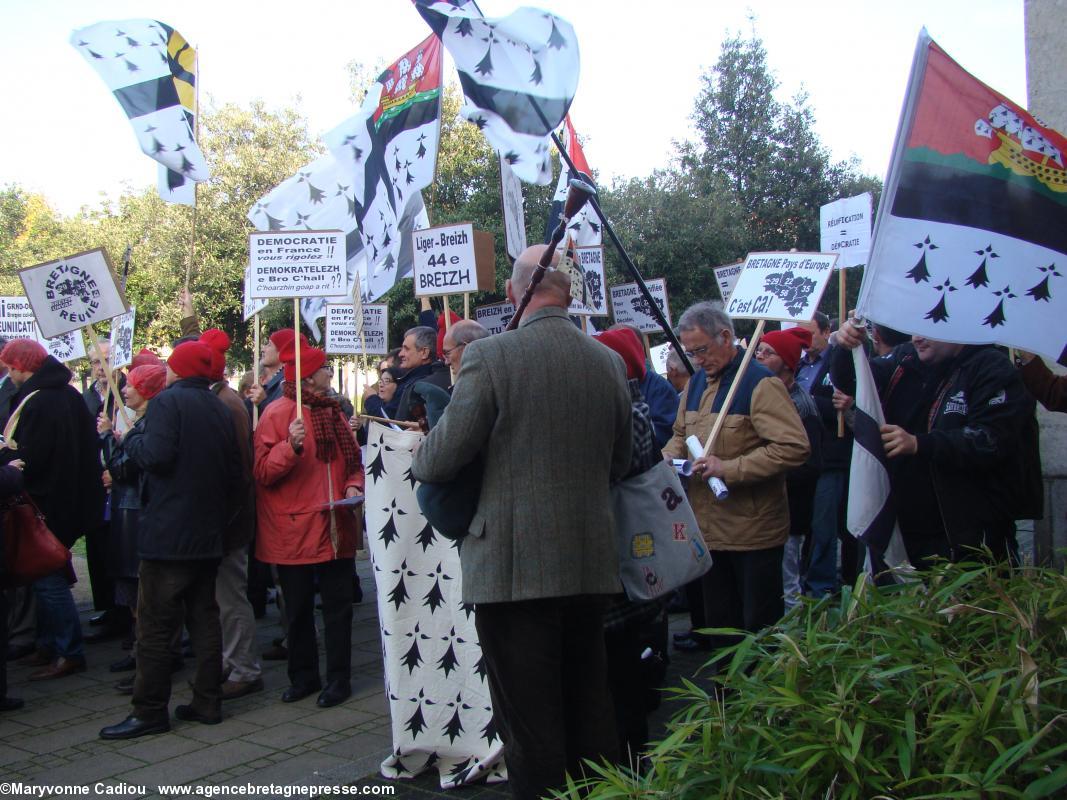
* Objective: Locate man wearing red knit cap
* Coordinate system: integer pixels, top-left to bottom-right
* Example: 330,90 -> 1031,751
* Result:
100,340 -> 241,739
248,329 -> 310,415
0,339 -> 104,680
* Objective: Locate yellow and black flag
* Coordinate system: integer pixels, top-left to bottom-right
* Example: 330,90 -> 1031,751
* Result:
71,19 -> 209,205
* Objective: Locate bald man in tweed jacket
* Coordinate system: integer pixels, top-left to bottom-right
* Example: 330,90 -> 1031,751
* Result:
412,245 -> 632,800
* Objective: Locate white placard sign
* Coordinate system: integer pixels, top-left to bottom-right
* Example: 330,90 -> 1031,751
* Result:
412,223 -> 479,297
567,246 -> 608,316
609,278 -> 671,334
726,252 -> 838,322
650,342 -> 671,376
325,303 -> 388,355
109,307 -> 137,369
248,230 -> 347,299
820,193 -> 872,269
0,296 -> 87,363
474,302 -> 516,336
243,266 -> 268,321
19,248 -> 128,339
712,262 -> 744,303
499,156 -> 527,262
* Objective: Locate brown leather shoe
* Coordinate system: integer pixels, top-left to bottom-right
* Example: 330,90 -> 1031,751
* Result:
29,657 -> 87,681
17,649 -> 53,667
220,678 -> 264,700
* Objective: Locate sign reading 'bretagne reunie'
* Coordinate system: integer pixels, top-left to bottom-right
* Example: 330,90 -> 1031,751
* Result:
248,230 -> 347,300
19,248 -> 128,339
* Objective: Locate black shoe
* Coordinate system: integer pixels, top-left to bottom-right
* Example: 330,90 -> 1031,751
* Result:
281,682 -> 321,703
673,635 -> 712,653
114,676 -> 134,695
672,631 -> 693,643
109,655 -> 137,673
89,611 -> 108,627
100,715 -> 170,739
0,697 -> 24,712
6,642 -> 35,662
316,680 -> 351,708
174,704 -> 222,725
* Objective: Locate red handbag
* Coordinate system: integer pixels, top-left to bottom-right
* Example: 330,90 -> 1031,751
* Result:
2,494 -> 71,588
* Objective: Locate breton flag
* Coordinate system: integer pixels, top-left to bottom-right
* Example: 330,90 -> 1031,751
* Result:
324,34 -> 442,301
247,154 -> 428,340
859,30 -> 1067,366
847,346 -> 912,581
70,19 -> 209,205
413,0 -> 580,185
544,115 -> 601,248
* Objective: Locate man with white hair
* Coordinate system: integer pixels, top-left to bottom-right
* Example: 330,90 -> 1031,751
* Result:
442,319 -> 490,372
412,245 -> 632,800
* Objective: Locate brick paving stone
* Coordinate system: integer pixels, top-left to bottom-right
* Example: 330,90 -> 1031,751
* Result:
171,717 -> 262,744
0,743 -> 34,767
19,752 -> 145,787
231,702 -> 317,727
121,739 -> 274,787
295,703 -> 377,733
17,718 -> 113,754
219,751 -> 351,785
118,732 -> 208,763
315,730 -> 390,760
240,721 -> 326,750
7,701 -> 89,727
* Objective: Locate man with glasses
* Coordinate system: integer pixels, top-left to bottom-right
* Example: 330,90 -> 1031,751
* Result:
663,302 -> 808,673
442,320 -> 490,373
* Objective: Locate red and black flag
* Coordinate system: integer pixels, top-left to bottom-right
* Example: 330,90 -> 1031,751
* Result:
543,115 -> 601,248
859,30 -> 1067,364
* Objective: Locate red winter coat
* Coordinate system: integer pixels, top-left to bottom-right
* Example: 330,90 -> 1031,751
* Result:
254,396 -> 364,565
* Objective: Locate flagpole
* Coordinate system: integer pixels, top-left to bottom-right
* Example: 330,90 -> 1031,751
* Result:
701,319 -> 766,458
837,269 -> 846,437
252,312 -> 260,429
87,323 -> 132,429
463,293 -> 470,320
185,44 -> 201,290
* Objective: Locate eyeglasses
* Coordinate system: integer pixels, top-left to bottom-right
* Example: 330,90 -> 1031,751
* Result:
754,345 -> 778,359
441,344 -> 464,358
379,377 -> 395,386
683,345 -> 710,359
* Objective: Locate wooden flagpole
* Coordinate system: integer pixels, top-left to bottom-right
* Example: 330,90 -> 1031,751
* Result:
185,45 -> 201,290
701,319 -> 766,458
443,296 -> 453,332
463,293 -> 470,320
293,299 -> 302,421
87,323 -> 132,429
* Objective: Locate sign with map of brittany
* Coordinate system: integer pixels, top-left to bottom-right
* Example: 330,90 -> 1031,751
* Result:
19,249 -> 128,339
726,252 -> 837,323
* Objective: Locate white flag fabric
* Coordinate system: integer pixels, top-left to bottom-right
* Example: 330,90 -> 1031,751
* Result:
847,347 -> 913,580
246,154 -> 428,339
546,115 -> 601,248
70,20 -> 208,205
414,1 -> 580,185
858,31 -> 1067,366
364,424 -> 506,788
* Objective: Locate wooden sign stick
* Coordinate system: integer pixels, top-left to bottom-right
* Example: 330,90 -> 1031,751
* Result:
252,312 -> 260,429
701,319 -> 766,459
443,296 -> 453,332
293,298 -> 302,421
837,269 -> 847,437
87,323 -> 132,429
463,293 -> 470,320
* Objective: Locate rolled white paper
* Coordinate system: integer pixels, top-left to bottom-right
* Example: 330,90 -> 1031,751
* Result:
672,458 -> 693,477
684,435 -> 729,500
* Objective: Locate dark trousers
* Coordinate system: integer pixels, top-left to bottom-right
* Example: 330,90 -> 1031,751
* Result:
703,547 -> 785,670
0,587 -> 8,699
684,576 -> 706,635
85,521 -> 116,613
475,595 -> 619,800
133,559 -> 221,722
276,558 -> 353,688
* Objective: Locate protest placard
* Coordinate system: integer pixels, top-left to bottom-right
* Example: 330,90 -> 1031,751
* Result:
609,278 -> 671,333
0,296 -> 86,363
411,223 -> 495,297
243,265 -> 269,321
567,246 -> 608,316
325,304 -> 388,355
820,193 -> 872,269
499,157 -> 527,262
474,301 -> 516,336
248,231 -> 347,300
109,307 -> 137,369
19,249 -> 128,339
712,261 -> 744,303
725,252 -> 837,322
650,342 -> 671,376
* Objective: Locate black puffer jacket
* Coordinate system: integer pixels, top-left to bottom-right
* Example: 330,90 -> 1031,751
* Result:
123,377 -> 241,561
2,357 -> 104,547
831,343 -> 1040,557
394,361 -> 452,423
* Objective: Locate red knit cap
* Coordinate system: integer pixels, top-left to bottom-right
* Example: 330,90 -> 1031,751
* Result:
595,328 -> 646,380
0,339 -> 48,373
760,327 -> 813,373
167,341 -> 214,380
131,348 -> 162,368
269,329 -> 309,352
280,340 -> 327,382
127,364 -> 167,399
199,328 -> 231,382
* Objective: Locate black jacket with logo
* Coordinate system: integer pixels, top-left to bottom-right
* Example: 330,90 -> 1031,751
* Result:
831,342 -> 1040,558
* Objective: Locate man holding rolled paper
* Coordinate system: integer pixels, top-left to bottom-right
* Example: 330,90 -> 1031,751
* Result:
663,301 -> 809,670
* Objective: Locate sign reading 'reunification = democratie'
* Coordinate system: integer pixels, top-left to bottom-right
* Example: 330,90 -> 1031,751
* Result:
248,231 -> 347,300
19,248 -> 128,339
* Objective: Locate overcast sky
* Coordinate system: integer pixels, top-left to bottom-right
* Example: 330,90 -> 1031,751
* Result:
1,0 -> 1028,216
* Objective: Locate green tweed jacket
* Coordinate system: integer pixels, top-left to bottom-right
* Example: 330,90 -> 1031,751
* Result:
411,305 -> 633,604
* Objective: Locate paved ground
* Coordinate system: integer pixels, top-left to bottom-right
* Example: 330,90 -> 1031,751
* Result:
1,555 -> 706,798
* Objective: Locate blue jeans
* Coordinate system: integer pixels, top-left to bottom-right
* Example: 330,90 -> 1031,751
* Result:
32,569 -> 84,660
805,471 -> 846,597
782,535 -> 804,610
